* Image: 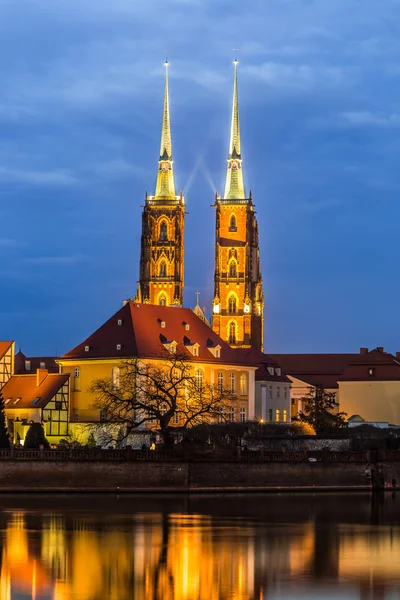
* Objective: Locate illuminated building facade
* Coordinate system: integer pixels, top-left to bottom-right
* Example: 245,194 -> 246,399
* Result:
136,61 -> 185,307
212,61 -> 264,351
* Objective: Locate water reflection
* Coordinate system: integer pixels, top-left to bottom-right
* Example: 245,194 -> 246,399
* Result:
0,493 -> 400,599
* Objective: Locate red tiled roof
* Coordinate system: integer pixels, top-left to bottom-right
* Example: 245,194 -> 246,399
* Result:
0,341 -> 13,360
235,348 -> 291,382
2,373 -> 69,409
339,348 -> 400,382
61,302 -> 256,366
14,351 -> 59,374
269,353 -> 359,389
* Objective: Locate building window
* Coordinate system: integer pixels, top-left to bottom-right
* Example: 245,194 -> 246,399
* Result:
277,386 -> 280,398
229,372 -> 236,393
240,407 -> 246,422
284,387 -> 287,399
159,261 -> 167,277
195,370 -> 203,390
147,411 -> 156,424
275,409 -> 280,422
74,367 -> 80,378
192,346 -> 199,356
159,221 -> 168,241
228,295 -> 237,314
292,398 -> 296,405
112,366 -> 120,389
275,368 -> 281,376
229,248 -> 238,260
40,361 -> 46,369
173,412 -> 180,425
229,321 -> 237,345
229,214 -> 237,232
368,368 -> 375,377
240,373 -> 247,396
267,366 -> 274,376
283,409 -> 288,423
268,385 -> 272,399
229,261 -> 237,278
159,294 -> 167,306
25,360 -> 31,371
217,372 -> 224,392
100,410 -> 108,423
269,409 -> 273,422
229,407 -> 235,422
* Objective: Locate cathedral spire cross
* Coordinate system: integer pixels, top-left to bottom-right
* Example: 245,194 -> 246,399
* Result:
224,58 -> 245,200
154,59 -> 176,199
195,290 -> 200,306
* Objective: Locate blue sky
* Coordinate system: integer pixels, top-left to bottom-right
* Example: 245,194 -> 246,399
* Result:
1,0 -> 400,356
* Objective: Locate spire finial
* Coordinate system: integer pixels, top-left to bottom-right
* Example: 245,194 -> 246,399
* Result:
224,55 -> 245,199
154,58 -> 176,199
195,290 -> 200,306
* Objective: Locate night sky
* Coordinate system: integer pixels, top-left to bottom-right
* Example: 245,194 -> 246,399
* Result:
1,0 -> 400,356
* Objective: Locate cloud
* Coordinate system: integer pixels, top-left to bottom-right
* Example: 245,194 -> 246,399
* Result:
243,62 -> 348,91
21,255 -> 87,267
0,238 -> 26,248
340,111 -> 400,126
0,166 -> 78,186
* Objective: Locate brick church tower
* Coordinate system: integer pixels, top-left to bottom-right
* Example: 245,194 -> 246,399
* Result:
136,62 -> 185,307
212,61 -> 264,351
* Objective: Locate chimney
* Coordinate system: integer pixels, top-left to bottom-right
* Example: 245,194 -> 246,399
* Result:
377,346 -> 384,353
396,352 -> 400,360
360,347 -> 368,355
36,368 -> 48,387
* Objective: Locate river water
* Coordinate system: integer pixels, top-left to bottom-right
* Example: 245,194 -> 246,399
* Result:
1,493 -> 400,599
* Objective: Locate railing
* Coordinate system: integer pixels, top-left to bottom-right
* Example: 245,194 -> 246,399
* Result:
0,448 -> 390,462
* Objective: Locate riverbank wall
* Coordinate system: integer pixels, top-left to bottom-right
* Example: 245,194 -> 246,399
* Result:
0,449 -> 399,492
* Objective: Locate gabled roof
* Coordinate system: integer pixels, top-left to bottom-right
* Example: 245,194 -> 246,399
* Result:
339,348 -> 400,382
0,341 -> 13,360
61,302 -> 255,367
234,348 -> 291,382
14,351 -> 59,374
2,373 -> 69,409
269,353 -> 358,389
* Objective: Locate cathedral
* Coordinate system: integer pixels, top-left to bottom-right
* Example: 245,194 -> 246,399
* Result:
136,60 -> 264,352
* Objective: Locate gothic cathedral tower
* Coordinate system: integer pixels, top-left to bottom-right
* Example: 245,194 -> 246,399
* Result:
212,61 -> 264,351
136,62 -> 185,307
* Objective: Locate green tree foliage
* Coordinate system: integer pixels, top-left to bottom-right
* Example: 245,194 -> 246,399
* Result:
294,386 -> 347,436
0,391 -> 10,448
24,422 -> 50,449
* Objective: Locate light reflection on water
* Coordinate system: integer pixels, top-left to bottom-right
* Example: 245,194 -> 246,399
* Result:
1,493 -> 400,599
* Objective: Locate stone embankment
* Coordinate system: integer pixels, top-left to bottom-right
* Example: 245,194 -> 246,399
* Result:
0,448 -> 398,492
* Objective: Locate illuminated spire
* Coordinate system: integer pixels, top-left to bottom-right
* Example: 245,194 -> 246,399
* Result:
224,59 -> 245,199
155,60 -> 176,199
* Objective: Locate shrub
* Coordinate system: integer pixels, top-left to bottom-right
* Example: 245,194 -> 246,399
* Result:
24,423 -> 50,449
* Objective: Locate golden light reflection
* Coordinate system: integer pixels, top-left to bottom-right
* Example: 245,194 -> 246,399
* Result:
0,504 -> 400,600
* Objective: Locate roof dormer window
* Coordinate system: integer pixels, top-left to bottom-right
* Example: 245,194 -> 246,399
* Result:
117,319 -> 123,326
25,360 -> 31,371
116,344 -> 122,351
184,323 -> 190,331
186,342 -> 200,357
267,366 -> 274,376
193,346 -> 198,356
163,340 -> 177,354
368,367 -> 375,377
208,344 -> 222,359
85,346 -> 90,352
275,368 -> 281,376
161,321 -> 166,328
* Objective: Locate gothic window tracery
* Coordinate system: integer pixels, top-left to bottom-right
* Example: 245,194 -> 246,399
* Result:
229,260 -> 237,278
159,261 -> 167,277
228,294 -> 237,314
159,293 -> 167,306
229,214 -> 237,232
159,221 -> 168,241
229,321 -> 237,345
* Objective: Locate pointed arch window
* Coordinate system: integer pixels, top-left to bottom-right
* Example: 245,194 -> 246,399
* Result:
159,261 -> 167,278
159,293 -> 167,306
229,215 -> 237,232
111,366 -> 120,390
229,321 -> 237,345
229,248 -> 238,260
228,294 -> 237,314
229,261 -> 237,278
159,221 -> 168,241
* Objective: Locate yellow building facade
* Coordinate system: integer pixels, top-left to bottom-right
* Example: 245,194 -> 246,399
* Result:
58,302 -> 256,432
212,62 -> 264,351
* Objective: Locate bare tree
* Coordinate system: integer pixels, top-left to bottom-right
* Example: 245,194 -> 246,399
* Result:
89,354 -> 234,448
